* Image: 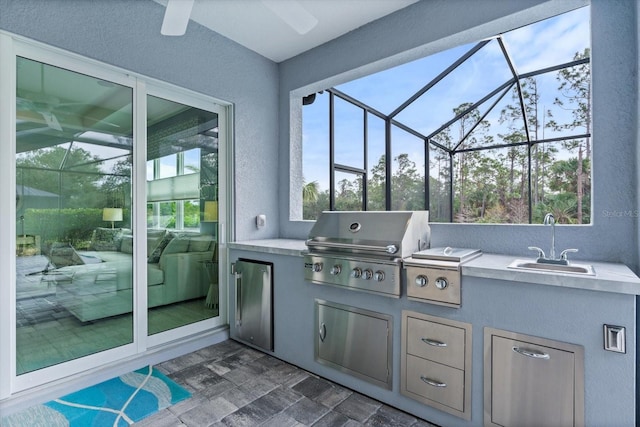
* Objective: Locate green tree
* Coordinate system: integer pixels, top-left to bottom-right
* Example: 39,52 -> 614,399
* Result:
17,146 -> 104,209
367,155 -> 386,210
391,154 -> 424,211
548,48 -> 591,223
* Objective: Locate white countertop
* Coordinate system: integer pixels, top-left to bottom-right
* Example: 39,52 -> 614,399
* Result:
227,239 -> 640,295
227,239 -> 307,257
463,253 -> 640,295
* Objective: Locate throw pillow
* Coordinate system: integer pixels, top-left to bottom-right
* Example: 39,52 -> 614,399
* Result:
90,227 -> 124,251
147,229 -> 166,254
148,232 -> 174,263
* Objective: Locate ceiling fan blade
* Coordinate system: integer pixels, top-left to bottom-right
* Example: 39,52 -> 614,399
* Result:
40,111 -> 63,132
261,0 -> 318,35
161,0 -> 195,36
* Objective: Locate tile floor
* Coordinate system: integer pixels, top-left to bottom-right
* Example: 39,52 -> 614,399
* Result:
137,340 -> 439,427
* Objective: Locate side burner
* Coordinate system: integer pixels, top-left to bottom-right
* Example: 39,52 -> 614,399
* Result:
404,247 -> 482,308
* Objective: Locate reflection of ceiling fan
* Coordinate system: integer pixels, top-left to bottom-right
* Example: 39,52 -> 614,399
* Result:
17,61 -> 122,132
17,95 -> 65,131
17,94 -> 122,132
161,0 -> 318,36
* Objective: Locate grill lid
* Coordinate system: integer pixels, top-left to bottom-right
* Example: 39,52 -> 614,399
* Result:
306,211 -> 430,259
411,247 -> 481,263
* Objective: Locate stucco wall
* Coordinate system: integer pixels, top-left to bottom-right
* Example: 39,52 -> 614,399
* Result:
279,0 -> 640,273
0,0 -> 281,242
1,0 -> 638,267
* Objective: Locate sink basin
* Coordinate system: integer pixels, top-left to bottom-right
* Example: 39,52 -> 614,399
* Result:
508,259 -> 595,276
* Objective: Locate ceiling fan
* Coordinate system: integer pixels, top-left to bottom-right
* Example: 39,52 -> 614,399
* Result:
17,62 -> 123,132
17,92 -> 65,131
161,0 -> 318,36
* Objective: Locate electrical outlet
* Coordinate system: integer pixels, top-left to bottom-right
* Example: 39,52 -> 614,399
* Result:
603,324 -> 626,353
256,214 -> 266,229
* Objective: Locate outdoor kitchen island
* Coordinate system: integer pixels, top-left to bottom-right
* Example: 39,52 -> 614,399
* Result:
228,239 -> 640,427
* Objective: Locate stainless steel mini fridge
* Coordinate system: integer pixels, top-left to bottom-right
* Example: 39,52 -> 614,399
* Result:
231,259 -> 274,352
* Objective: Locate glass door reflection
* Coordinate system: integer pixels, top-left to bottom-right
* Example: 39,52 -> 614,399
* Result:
15,57 -> 134,374
146,95 -> 219,335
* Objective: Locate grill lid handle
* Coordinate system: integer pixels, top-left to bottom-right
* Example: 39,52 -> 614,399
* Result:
306,239 -> 398,255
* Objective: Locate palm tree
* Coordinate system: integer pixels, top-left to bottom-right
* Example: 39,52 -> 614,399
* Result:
303,180 -> 319,204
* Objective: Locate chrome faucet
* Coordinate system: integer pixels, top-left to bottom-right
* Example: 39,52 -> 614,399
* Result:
528,213 -> 578,265
543,213 -> 556,260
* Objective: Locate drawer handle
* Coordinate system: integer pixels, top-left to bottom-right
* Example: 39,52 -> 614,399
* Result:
422,338 -> 447,347
512,346 -> 550,360
420,376 -> 447,388
319,323 -> 327,342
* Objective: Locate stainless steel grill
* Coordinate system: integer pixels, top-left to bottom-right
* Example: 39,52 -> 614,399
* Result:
304,211 -> 430,297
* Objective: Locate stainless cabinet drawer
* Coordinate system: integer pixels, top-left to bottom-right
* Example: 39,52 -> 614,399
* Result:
405,354 -> 465,412
407,316 -> 466,369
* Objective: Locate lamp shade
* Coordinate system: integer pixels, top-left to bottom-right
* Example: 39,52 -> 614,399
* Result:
103,208 -> 123,222
203,201 -> 218,222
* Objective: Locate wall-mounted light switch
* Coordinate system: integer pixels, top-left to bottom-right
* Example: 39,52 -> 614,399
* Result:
256,214 -> 266,229
603,324 -> 626,353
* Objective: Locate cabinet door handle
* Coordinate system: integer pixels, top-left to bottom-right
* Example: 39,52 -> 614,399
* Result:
422,338 -> 447,347
235,272 -> 242,326
512,346 -> 550,360
420,376 -> 447,388
319,323 -> 327,342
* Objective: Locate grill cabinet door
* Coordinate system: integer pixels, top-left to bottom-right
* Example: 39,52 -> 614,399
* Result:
485,329 -> 584,427
315,300 -> 392,389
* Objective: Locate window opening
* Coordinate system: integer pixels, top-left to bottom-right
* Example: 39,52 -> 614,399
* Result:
302,6 -> 591,224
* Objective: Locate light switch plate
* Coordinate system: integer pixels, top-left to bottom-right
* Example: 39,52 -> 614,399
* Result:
603,324 -> 626,353
256,214 -> 266,229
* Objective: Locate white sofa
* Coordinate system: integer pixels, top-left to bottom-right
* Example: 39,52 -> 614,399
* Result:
55,229 -> 215,322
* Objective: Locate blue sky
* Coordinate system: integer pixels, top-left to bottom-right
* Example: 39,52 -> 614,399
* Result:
302,6 -> 590,191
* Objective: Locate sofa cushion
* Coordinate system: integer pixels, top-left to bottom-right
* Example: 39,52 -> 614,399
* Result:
120,235 -> 133,254
157,236 -> 191,269
164,236 -> 190,254
148,232 -> 174,263
90,227 -> 124,251
147,263 -> 164,286
189,235 -> 213,252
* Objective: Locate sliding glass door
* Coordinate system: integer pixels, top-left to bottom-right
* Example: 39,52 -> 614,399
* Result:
4,36 -> 228,393
146,94 -> 220,335
15,56 -> 134,374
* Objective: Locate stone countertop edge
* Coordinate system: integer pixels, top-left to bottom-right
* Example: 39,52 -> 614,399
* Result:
463,253 -> 640,295
226,240 -> 640,295
228,239 -> 307,257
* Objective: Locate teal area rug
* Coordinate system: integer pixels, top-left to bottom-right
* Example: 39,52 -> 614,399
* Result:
2,366 -> 190,426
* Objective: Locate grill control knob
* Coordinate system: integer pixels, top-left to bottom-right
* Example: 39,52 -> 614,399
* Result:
415,275 -> 428,287
374,270 -> 385,282
330,265 -> 342,275
435,277 -> 448,290
362,269 -> 373,280
385,245 -> 398,254
312,262 -> 323,273
351,267 -> 362,278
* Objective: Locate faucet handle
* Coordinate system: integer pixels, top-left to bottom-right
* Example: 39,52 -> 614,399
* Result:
560,248 -> 578,261
528,246 -> 546,259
